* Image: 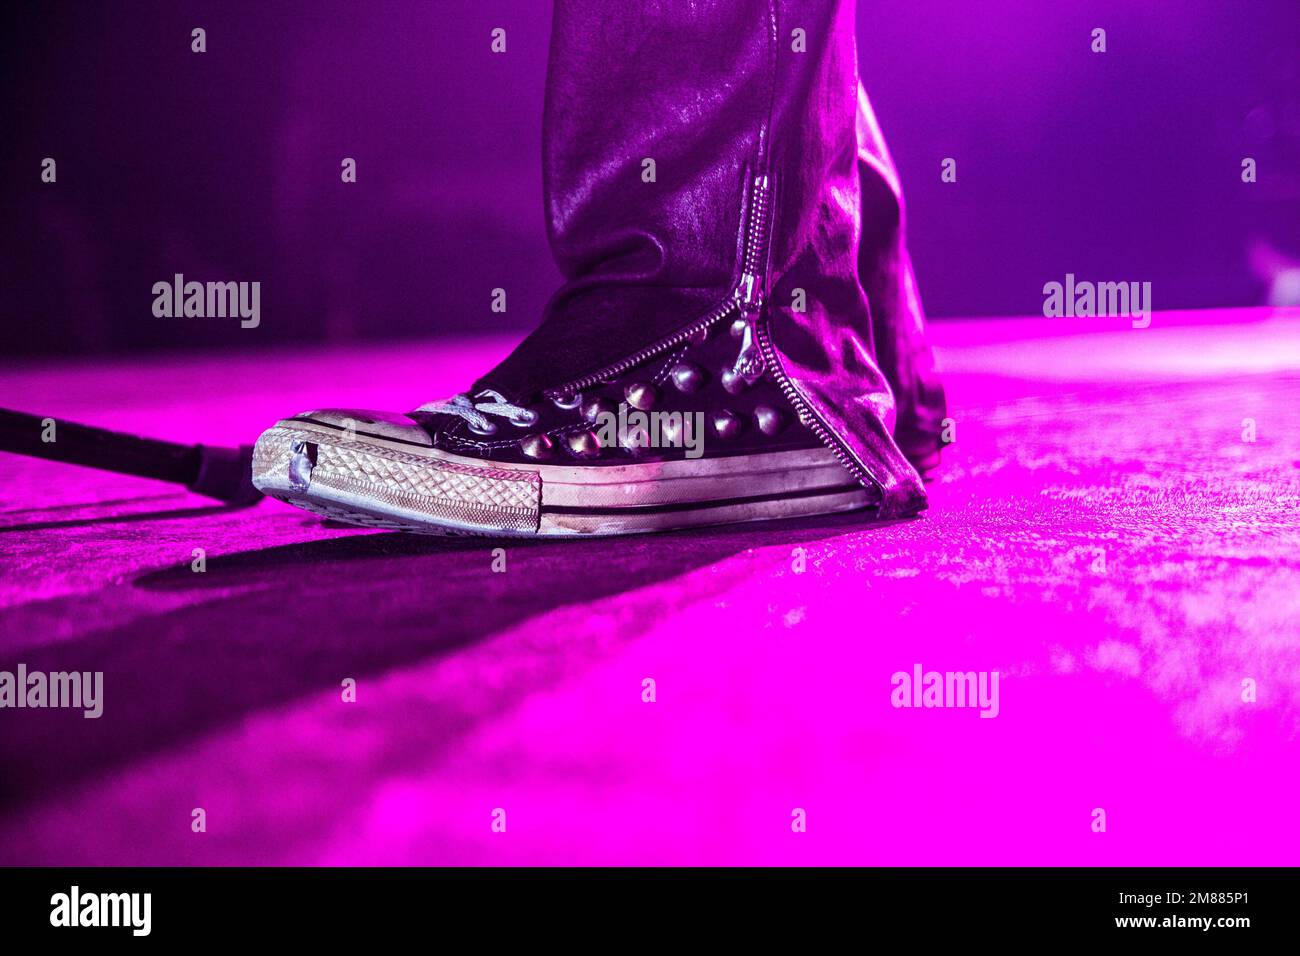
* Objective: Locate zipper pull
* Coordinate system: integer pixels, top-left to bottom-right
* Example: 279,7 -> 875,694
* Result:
736,272 -> 762,317
724,314 -> 766,390
735,172 -> 771,319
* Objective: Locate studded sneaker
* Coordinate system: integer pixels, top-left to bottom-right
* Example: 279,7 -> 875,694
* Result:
251,308 -> 880,536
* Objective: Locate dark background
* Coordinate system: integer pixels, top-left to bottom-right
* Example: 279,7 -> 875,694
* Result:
3,0 -> 1298,357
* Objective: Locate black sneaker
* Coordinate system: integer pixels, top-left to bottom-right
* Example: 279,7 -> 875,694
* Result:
251,312 -> 878,536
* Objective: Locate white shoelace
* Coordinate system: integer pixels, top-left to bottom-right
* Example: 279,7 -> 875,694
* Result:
414,389 -> 538,435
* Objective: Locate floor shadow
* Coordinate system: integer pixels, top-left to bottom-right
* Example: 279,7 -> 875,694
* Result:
0,511 -> 900,809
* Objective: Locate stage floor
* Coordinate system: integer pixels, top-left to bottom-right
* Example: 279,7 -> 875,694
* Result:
2,307 -> 1298,865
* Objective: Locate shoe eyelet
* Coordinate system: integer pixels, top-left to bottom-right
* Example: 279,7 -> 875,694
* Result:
509,409 -> 539,428
552,392 -> 582,410
468,421 -> 498,436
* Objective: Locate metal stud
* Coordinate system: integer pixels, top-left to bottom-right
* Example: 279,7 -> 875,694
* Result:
659,414 -> 685,446
669,362 -> 704,394
624,382 -> 658,411
713,409 -> 743,440
623,425 -> 651,455
566,430 -> 602,458
581,396 -> 615,423
730,317 -> 749,339
519,434 -> 554,460
754,405 -> 783,436
552,392 -> 582,410
720,367 -> 748,395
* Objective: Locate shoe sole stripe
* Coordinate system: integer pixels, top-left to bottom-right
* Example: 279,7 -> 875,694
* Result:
540,482 -> 866,516
252,423 -> 876,536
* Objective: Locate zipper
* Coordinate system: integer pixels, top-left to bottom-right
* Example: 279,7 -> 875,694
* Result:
735,173 -> 770,319
542,171 -> 883,498
543,298 -> 741,399
543,173 -> 773,401
751,315 -> 882,493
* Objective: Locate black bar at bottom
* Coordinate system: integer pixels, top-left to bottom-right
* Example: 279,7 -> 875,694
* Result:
0,867 -> 1283,943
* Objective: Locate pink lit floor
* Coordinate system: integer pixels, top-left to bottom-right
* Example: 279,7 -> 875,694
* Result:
1,307 -> 1298,865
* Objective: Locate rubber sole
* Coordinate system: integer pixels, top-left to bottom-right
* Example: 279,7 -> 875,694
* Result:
251,418 -> 876,536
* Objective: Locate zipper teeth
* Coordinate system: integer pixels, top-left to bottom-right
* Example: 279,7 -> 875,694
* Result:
740,175 -> 770,280
542,300 -> 739,399
752,317 -> 881,493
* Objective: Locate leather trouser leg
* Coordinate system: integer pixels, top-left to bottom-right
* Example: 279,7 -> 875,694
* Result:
477,0 -> 945,518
